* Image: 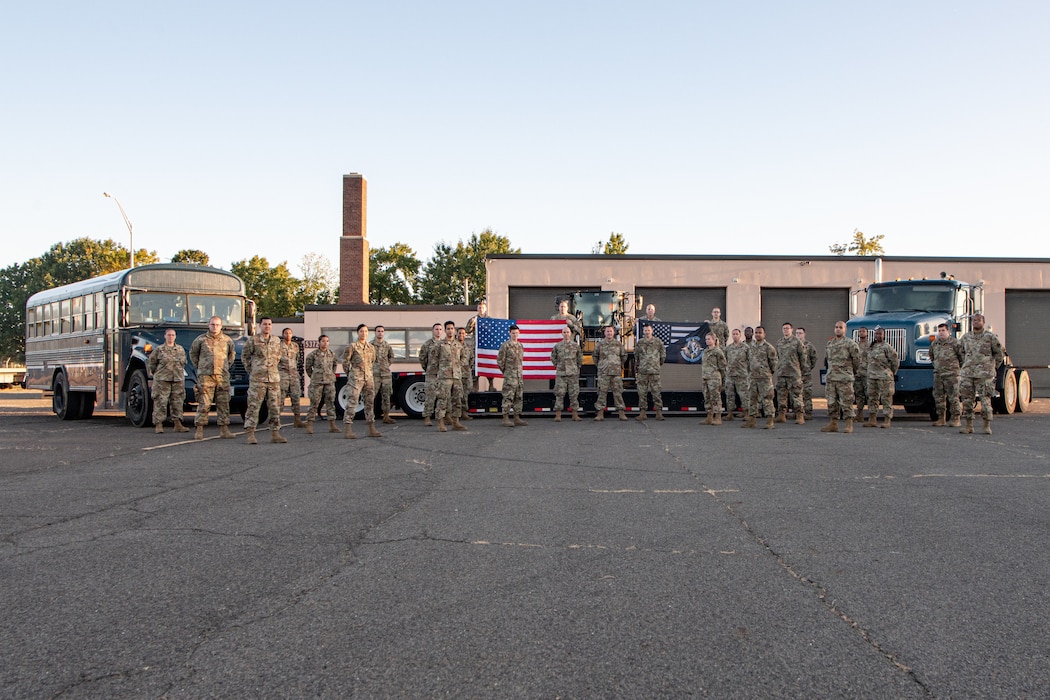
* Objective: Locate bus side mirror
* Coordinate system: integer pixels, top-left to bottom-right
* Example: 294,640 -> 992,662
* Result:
245,300 -> 256,335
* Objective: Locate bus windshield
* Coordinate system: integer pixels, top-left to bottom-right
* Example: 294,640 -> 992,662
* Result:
128,292 -> 243,327
865,285 -> 954,314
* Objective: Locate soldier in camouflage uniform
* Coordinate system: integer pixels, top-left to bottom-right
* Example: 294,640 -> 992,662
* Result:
372,325 -> 397,424
304,334 -> 340,435
796,327 -> 818,419
744,326 -> 778,429
497,325 -> 527,426
708,307 -> 729,347
930,322 -> 964,428
190,316 -> 236,440
853,327 -> 870,420
958,313 -> 1004,435
593,325 -> 627,421
242,317 -> 286,445
775,322 -> 806,424
419,323 -> 443,426
864,327 -> 900,429
822,321 -> 861,433
634,323 -> 666,421
466,301 -> 495,392
701,332 -> 727,425
342,324 -> 383,439
148,328 -> 188,433
432,321 -> 467,432
456,327 -> 474,422
550,326 -> 583,422
724,328 -> 750,420
278,328 -> 304,428
551,299 -> 584,341
643,304 -> 661,322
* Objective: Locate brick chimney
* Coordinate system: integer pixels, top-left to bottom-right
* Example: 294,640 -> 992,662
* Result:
339,173 -> 370,303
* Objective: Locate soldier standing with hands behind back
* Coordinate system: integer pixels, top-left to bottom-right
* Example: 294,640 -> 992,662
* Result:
190,316 -> 236,441
149,328 -> 188,433
930,322 -> 964,428
278,328 -> 304,428
958,313 -> 1004,435
342,324 -> 383,440
550,326 -> 583,422
593,325 -> 628,421
303,334 -> 339,435
242,317 -> 286,445
864,327 -> 899,429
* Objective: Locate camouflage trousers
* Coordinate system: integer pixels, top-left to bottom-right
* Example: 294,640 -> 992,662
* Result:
152,379 -> 185,424
306,381 -> 336,422
748,377 -> 775,418
959,375 -> 994,420
435,378 -> 464,420
279,371 -> 301,417
801,376 -> 814,417
460,375 -> 472,415
703,378 -> 723,413
867,378 -> 895,418
194,374 -> 231,427
825,379 -> 855,420
594,375 -> 625,411
501,377 -> 524,416
854,376 -> 869,413
343,378 -> 376,424
373,372 -> 394,415
933,373 -> 961,419
725,374 -> 749,414
244,380 -> 281,430
776,374 -> 803,415
424,373 -> 439,418
636,372 -> 663,411
553,373 -> 580,412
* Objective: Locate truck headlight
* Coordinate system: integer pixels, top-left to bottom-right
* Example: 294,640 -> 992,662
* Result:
915,349 -> 931,364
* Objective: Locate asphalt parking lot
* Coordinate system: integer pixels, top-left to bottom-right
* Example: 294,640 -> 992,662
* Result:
2,399 -> 1049,698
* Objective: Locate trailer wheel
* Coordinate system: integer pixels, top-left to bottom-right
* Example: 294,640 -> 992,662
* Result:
336,382 -> 365,420
396,376 -> 427,418
992,365 -> 1017,415
1015,369 -> 1031,413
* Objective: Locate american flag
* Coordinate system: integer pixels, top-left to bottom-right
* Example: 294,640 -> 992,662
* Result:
637,319 -> 711,364
475,317 -> 567,380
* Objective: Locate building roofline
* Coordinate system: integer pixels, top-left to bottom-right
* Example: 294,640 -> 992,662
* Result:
305,303 -> 474,312
484,253 -> 1050,264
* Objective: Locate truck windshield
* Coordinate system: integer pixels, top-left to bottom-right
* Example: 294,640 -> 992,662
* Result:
865,285 -> 954,314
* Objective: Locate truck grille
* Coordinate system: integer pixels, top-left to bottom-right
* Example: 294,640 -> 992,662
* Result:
883,329 -> 907,360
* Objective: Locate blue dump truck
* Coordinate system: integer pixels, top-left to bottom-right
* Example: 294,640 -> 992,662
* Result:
845,276 -> 1031,418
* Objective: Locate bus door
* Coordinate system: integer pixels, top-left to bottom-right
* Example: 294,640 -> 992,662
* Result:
105,293 -> 120,408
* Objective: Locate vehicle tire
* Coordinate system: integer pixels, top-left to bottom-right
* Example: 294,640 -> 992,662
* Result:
77,395 -> 96,419
991,365 -> 1017,415
396,376 -> 427,419
1015,369 -> 1031,413
53,372 -> 81,421
125,368 -> 153,427
336,381 -> 366,420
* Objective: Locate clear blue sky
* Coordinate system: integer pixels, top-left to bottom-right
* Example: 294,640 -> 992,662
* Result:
2,1 -> 1048,274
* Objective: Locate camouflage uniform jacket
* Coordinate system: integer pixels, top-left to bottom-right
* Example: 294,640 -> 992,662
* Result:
550,313 -> 583,339
634,337 -> 666,375
149,343 -> 186,382
550,339 -> 582,376
593,338 -> 626,376
465,314 -> 487,338
436,338 -> 462,380
776,336 -> 805,378
419,338 -> 438,377
190,331 -> 235,379
749,340 -> 778,380
278,340 -> 300,376
458,340 -> 475,378
304,348 -> 337,384
867,340 -> 899,381
497,340 -> 524,381
856,341 -> 871,380
725,342 -> 750,379
343,340 -> 376,384
243,334 -> 282,383
800,340 -> 817,374
709,320 -> 729,347
372,339 -> 396,377
959,330 -> 1004,379
824,336 -> 860,382
701,345 -> 727,382
930,336 -> 964,377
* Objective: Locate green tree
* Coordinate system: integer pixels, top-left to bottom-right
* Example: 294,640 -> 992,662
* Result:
298,252 -> 339,306
592,232 -> 630,255
231,256 -> 302,319
171,249 -> 211,266
0,262 -> 36,363
416,229 -> 520,304
369,243 -> 421,304
830,229 -> 886,256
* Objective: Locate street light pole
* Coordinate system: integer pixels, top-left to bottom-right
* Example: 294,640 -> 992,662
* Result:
103,192 -> 134,269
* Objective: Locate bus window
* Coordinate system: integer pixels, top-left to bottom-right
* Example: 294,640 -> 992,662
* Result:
128,293 -> 187,324
408,330 -> 431,359
383,330 -> 408,359
189,295 -> 242,327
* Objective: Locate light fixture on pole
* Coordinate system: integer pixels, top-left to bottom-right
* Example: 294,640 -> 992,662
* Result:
103,192 -> 134,269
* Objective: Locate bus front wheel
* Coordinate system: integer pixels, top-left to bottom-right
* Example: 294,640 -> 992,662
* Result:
126,369 -> 153,428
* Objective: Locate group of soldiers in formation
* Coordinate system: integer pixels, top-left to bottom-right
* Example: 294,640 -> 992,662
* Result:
147,301 -> 1005,441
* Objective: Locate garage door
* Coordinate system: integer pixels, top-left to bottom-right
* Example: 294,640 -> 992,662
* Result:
634,287 -> 727,325
760,288 -> 851,398
508,287 -> 601,321
1005,290 -> 1050,395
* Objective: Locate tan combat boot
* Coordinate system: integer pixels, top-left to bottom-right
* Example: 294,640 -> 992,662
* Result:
382,411 -> 397,425
594,411 -> 605,421
306,420 -> 314,435
220,425 -> 235,439
502,414 -> 514,427
174,420 -> 189,433
246,429 -> 257,445
948,415 -> 961,428
933,412 -> 946,427
713,412 -> 722,426
795,412 -> 805,425
155,423 -> 164,434
843,418 -> 854,433
460,411 -> 472,422
194,425 -> 204,440
293,416 -> 305,428
328,420 -> 339,433
571,408 -> 582,422
635,411 -> 647,422
424,416 -> 433,427
881,416 -> 891,429
344,423 -> 356,439
618,409 -> 628,421
724,410 -> 734,421
654,409 -> 665,421
703,411 -> 714,425
821,419 -> 839,433
983,419 -> 992,435
765,416 -> 775,429
437,417 -> 447,432
368,421 -> 383,437
451,417 -> 467,432
554,410 -> 562,422
960,418 -> 973,434
271,429 -> 287,444
513,415 -> 528,426
775,410 -> 787,423
863,412 -> 878,428
742,416 -> 756,428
